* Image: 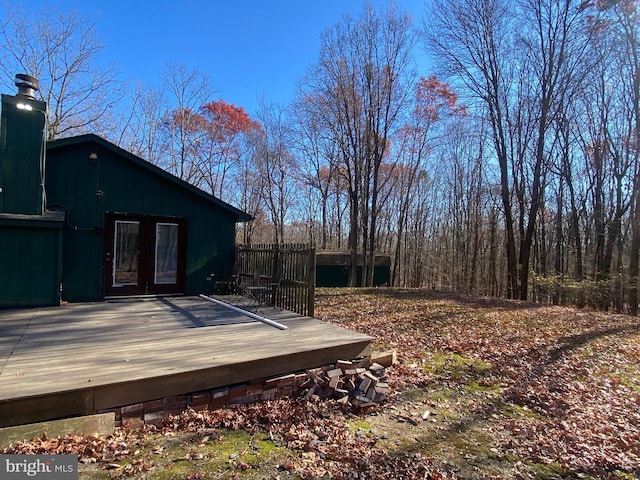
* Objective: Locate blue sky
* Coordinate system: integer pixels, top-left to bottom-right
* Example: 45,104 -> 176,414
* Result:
22,0 -> 428,115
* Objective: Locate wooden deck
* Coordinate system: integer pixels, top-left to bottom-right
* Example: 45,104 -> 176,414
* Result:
0,296 -> 371,428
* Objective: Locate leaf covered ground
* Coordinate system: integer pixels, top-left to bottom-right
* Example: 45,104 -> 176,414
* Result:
4,288 -> 640,479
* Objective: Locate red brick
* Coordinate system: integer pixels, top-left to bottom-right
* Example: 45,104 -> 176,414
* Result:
279,377 -> 295,387
335,388 -> 349,398
167,405 -> 186,416
98,408 -> 122,422
145,398 -> 165,408
144,411 -> 166,426
279,386 -> 294,396
144,399 -> 166,414
355,357 -> 372,369
336,360 -> 354,369
191,392 -> 211,408
246,383 -> 264,397
209,396 -> 229,410
294,373 -> 308,387
211,388 -> 229,399
298,377 -> 313,390
229,385 -> 247,401
261,388 -> 278,400
121,403 -> 143,417
165,397 -> 187,410
230,391 -> 263,405
166,395 -> 186,406
374,382 -> 390,393
358,378 -> 373,393
369,362 -> 385,374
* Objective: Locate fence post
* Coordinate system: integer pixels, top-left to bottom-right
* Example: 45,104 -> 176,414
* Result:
271,244 -> 280,305
307,245 -> 316,317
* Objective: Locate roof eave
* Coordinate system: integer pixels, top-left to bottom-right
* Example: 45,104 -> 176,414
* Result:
47,134 -> 253,223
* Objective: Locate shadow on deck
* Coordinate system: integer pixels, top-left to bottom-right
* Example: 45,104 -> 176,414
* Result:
0,296 -> 371,428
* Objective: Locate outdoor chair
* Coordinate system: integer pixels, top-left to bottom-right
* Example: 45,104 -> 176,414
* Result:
213,266 -> 240,295
246,264 -> 283,306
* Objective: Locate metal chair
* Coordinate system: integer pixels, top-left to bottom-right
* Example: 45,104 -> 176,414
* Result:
245,263 -> 283,306
213,265 -> 240,295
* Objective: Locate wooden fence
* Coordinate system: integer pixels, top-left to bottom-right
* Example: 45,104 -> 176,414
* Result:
235,243 -> 316,317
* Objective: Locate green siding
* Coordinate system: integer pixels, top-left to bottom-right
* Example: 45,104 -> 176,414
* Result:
315,253 -> 391,287
0,94 -> 63,307
316,265 -> 390,287
0,214 -> 63,307
46,137 -> 241,302
0,95 -> 47,215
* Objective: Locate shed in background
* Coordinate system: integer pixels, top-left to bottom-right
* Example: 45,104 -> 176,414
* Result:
315,251 -> 391,287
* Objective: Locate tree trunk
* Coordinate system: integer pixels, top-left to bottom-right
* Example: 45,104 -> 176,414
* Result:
628,186 -> 640,315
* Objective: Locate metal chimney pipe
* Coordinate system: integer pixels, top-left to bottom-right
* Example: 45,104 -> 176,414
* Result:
15,74 -> 40,100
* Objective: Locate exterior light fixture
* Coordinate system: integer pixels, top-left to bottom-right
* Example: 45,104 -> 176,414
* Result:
17,103 -> 34,111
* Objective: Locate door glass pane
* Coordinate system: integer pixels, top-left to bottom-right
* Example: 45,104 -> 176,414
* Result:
155,223 -> 179,284
113,221 -> 140,286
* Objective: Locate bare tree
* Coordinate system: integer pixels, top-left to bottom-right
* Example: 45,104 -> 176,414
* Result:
426,0 -> 591,300
595,0 -> 640,315
302,2 -> 415,286
516,0 -> 593,299
387,76 -> 466,286
158,63 -> 215,184
231,141 -> 264,244
0,3 -> 122,140
291,93 -> 343,249
253,100 -> 296,245
117,83 -> 167,162
425,0 -> 520,296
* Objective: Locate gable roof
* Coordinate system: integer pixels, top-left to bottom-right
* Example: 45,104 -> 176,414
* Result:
47,133 -> 252,222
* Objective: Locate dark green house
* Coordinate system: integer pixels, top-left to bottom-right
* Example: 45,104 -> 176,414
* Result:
0,76 -> 251,307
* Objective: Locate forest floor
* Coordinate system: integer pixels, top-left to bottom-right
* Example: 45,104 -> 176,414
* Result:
4,288 -> 640,479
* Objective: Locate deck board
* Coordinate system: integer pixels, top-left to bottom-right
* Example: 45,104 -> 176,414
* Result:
0,296 -> 371,427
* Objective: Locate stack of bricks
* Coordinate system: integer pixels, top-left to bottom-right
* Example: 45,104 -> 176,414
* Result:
113,394 -> 189,429
187,372 -> 310,414
101,356 -> 393,428
300,358 -> 390,409
103,371 -> 310,428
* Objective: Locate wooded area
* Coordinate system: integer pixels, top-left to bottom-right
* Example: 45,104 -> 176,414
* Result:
1,0 -> 638,312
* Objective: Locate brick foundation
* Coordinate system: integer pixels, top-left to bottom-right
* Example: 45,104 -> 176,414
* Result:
99,364 -> 352,428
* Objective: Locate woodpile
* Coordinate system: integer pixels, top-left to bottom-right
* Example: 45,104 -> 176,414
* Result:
299,357 -> 391,410
108,351 -> 398,427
